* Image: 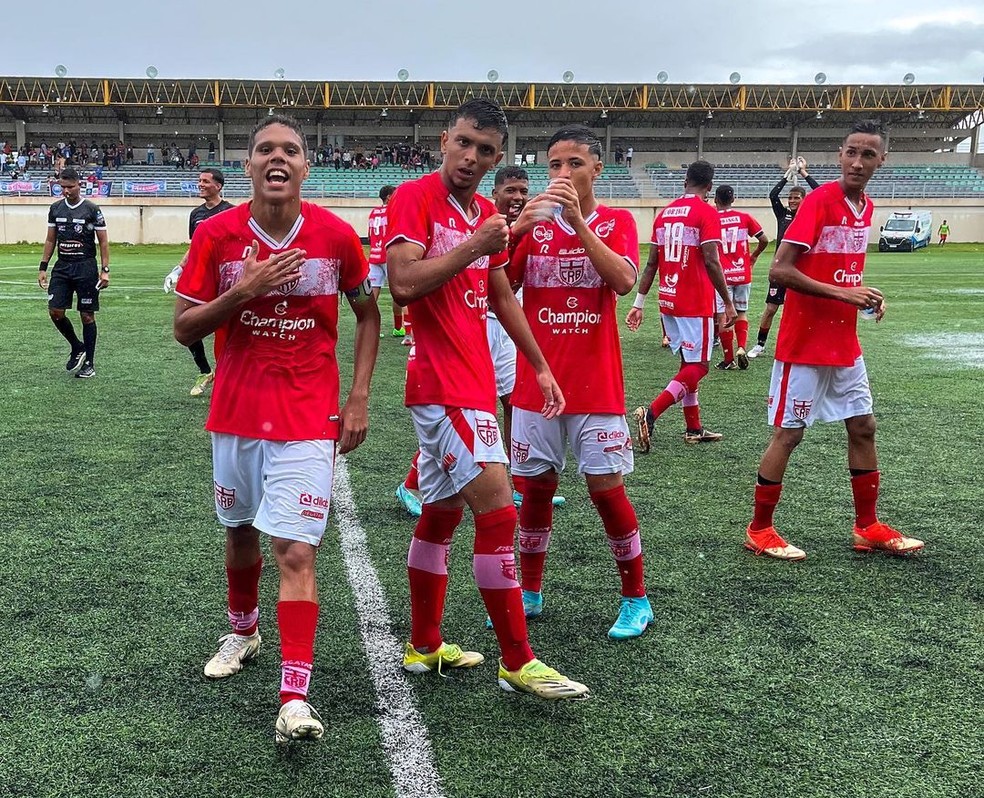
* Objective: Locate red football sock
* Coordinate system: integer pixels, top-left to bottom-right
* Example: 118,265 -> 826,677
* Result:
404,450 -> 421,491
403,311 -> 412,337
474,505 -> 534,672
735,319 -> 749,350
720,329 -> 735,362
851,471 -> 880,528
518,479 -> 556,593
751,481 -> 783,531
590,485 -> 645,597
649,379 -> 687,420
278,600 -> 319,704
511,474 -> 527,497
393,306 -> 404,331
407,505 -> 463,653
227,557 -> 262,636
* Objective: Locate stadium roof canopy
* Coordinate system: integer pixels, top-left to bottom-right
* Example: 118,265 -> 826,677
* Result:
2,77 -> 981,150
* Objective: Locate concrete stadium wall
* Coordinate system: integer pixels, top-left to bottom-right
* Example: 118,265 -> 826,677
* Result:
3,196 -> 984,244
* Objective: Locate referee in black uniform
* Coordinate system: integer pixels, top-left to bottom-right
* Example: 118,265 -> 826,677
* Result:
163,168 -> 234,395
747,158 -> 820,359
38,168 -> 110,378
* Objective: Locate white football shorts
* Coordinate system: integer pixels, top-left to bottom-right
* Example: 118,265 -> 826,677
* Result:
661,314 -> 715,362
768,357 -> 873,428
487,314 -> 517,397
368,262 -> 388,289
715,283 -> 752,313
410,405 -> 508,504
211,434 -> 336,546
510,408 -> 634,477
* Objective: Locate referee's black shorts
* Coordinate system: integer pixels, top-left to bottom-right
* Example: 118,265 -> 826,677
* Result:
48,258 -> 100,312
765,281 -> 786,307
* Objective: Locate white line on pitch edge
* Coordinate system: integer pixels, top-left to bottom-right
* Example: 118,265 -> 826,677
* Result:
332,457 -> 445,798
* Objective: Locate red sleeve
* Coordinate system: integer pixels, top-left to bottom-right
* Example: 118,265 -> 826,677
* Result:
698,202 -> 722,244
745,212 -> 764,238
609,209 -> 640,271
175,224 -> 218,304
783,191 -> 822,251
385,182 -> 429,251
506,230 -> 531,289
340,226 -> 370,293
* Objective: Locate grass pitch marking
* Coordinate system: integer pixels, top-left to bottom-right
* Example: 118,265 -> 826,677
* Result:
333,457 -> 446,798
903,332 -> 984,368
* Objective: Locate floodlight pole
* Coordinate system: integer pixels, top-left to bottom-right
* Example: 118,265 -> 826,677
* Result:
217,121 -> 225,163
505,126 -> 516,165
316,122 -> 323,149
14,119 -> 26,149
697,124 -> 705,159
971,125 -> 981,167
790,127 -> 799,160
604,124 -> 612,164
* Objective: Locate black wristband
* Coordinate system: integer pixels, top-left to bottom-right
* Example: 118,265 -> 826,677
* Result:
39,260 -> 48,272
100,266 -> 110,273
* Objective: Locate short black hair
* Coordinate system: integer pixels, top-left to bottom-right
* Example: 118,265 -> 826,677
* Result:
448,99 -> 508,142
685,160 -> 714,189
715,184 -> 735,205
201,167 -> 225,186
247,114 -> 308,156
845,119 -> 887,146
59,167 -> 80,182
788,186 -> 806,198
547,125 -> 603,160
379,184 -> 396,202
494,166 -> 528,186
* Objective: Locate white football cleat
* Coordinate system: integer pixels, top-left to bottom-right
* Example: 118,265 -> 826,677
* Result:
203,632 -> 262,679
746,344 -> 765,359
275,699 -> 325,744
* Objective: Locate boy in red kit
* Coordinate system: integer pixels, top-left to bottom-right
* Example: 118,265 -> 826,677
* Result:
626,161 -> 736,450
174,116 -> 380,743
387,99 -> 588,700
745,120 -> 924,560
507,126 -> 650,638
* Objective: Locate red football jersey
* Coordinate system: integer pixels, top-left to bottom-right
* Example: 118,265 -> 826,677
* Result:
367,205 -> 388,265
385,172 -> 508,414
775,181 -> 873,367
176,202 -> 368,440
651,194 -> 722,317
510,206 -> 639,414
718,209 -> 764,285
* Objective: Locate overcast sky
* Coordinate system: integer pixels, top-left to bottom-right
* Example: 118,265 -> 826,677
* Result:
8,1 -> 984,85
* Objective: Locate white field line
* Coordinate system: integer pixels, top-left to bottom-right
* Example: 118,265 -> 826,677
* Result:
332,456 -> 445,798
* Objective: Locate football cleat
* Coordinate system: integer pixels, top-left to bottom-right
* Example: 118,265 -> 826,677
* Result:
715,360 -> 738,371
275,699 -> 324,744
75,363 -> 96,379
402,642 -> 485,675
744,525 -> 806,561
190,371 -> 214,397
395,484 -> 423,517
735,347 -> 749,370
852,521 -> 924,555
683,427 -> 723,444
391,327 -> 406,338
512,491 -> 566,508
497,658 -> 590,700
66,347 -> 86,372
401,336 -> 413,347
632,406 -> 652,454
746,344 -> 765,359
486,589 -> 543,629
661,335 -> 670,348
608,596 -> 654,640
204,631 -> 262,678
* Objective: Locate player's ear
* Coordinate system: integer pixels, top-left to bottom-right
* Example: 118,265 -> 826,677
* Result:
440,130 -> 449,155
244,156 -> 252,179
494,151 -> 504,166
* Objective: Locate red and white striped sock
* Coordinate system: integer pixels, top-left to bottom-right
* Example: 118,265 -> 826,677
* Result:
518,479 -> 556,593
278,600 -> 319,704
407,505 -> 462,652
590,484 -> 645,598
226,557 -> 262,636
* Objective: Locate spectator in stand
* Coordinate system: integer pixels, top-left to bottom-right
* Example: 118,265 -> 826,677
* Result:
333,150 -> 341,170
626,146 -> 634,168
126,146 -> 133,164
147,144 -> 156,165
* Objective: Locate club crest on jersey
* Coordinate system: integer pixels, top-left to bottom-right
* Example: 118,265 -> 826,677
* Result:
214,482 -> 236,510
476,419 -> 499,447
276,278 -> 300,295
793,399 -> 813,420
532,225 -> 554,244
558,258 -> 586,286
595,219 -> 616,238
512,441 -> 530,464
852,229 -> 868,252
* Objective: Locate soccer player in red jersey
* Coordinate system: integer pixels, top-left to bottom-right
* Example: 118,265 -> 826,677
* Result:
712,185 -> 768,370
387,99 -> 588,699
173,115 -> 381,742
367,184 -> 409,339
508,126 -> 651,638
626,161 -> 736,450
745,120 -> 925,561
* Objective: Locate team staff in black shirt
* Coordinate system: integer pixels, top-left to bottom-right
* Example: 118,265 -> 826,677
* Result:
37,167 -> 110,379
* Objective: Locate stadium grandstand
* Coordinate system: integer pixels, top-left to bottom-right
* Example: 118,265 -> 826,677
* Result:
2,76 -> 983,240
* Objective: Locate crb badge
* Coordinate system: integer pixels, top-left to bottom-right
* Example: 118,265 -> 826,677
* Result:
476,418 -> 499,447
512,441 -> 530,464
214,481 -> 236,510
558,258 -> 586,286
792,399 -> 813,420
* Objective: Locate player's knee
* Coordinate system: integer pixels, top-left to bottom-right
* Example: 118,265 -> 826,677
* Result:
80,312 -> 96,325
48,308 -> 64,322
272,538 -> 317,576
846,414 -> 877,443
773,427 -> 805,452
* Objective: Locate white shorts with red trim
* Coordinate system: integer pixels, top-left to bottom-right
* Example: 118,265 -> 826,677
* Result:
368,262 -> 388,288
510,408 -> 634,477
409,405 -> 508,504
211,433 -> 336,545
661,314 -> 715,362
715,283 -> 752,314
768,357 -> 873,428
487,315 -> 517,397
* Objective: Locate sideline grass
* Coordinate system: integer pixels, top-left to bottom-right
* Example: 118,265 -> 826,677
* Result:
0,242 -> 981,798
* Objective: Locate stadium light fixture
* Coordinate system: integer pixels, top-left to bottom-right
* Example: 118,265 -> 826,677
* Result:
54,64 -> 67,78
600,109 -> 608,118
656,71 -> 668,84
814,72 -> 827,85
487,69 -> 499,82
917,109 -> 926,119
380,108 -> 388,118
274,68 -> 286,80
729,72 -> 741,85
267,107 -> 274,116
155,105 -> 163,115
42,103 -> 49,114
562,70 -> 575,84
706,110 -> 713,119
816,110 -> 823,119
903,72 -> 915,85
146,66 -> 158,79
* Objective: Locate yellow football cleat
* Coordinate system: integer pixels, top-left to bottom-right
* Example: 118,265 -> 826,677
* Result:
497,658 -> 590,700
